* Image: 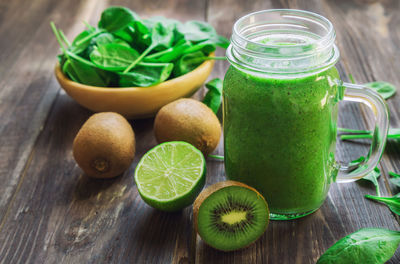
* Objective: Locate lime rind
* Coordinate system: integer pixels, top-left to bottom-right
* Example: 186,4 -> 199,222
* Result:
134,141 -> 206,210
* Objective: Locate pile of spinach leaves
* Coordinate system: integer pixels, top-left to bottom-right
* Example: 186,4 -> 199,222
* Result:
51,6 -> 228,87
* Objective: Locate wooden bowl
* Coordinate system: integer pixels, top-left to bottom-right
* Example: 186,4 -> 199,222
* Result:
54,57 -> 215,119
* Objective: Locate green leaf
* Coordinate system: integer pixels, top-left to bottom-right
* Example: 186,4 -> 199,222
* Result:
98,6 -> 138,32
66,51 -> 109,86
123,22 -> 174,73
365,81 -> 396,100
203,78 -> 223,114
177,21 -> 229,48
178,21 -> 217,42
340,127 -> 400,140
144,39 -> 192,63
150,22 -> 174,51
69,29 -> 97,54
360,167 -> 381,196
90,43 -> 140,71
182,40 -> 216,55
173,51 -> 206,76
365,194 -> 400,215
390,177 -> 400,188
389,172 -> 400,188
91,33 -> 115,46
348,156 -> 365,167
62,60 -> 80,83
118,62 -> 173,87
317,228 -> 400,264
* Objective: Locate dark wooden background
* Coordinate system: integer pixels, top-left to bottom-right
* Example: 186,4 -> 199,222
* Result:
1,0 -> 400,263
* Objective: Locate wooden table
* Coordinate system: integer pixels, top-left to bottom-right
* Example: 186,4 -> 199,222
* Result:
1,0 -> 400,263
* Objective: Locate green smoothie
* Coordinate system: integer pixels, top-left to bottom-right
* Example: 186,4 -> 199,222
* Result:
223,66 -> 341,215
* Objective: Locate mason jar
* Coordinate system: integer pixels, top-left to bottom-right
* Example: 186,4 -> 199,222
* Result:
223,9 -> 389,220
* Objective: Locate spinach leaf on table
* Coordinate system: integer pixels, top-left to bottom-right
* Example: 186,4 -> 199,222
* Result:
361,167 -> 381,196
365,81 -> 396,100
365,194 -> 400,215
203,78 -> 223,114
118,62 -> 173,87
389,172 -> 400,189
317,228 -> 400,264
90,43 -> 140,71
340,127 -> 400,141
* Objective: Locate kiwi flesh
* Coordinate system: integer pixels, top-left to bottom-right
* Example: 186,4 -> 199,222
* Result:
73,112 -> 135,179
193,181 -> 269,251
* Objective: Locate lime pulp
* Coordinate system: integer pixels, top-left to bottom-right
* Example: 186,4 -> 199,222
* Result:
134,141 -> 206,211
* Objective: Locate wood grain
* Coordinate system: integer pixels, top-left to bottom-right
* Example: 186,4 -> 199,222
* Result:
1,0 -> 400,263
0,0 -> 205,263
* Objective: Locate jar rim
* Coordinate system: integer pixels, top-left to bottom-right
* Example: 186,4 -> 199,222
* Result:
227,9 -> 340,76
233,9 -> 335,51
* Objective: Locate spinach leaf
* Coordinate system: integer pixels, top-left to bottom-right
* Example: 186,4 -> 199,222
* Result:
182,40 -> 216,55
203,78 -> 223,114
118,62 -> 173,87
173,51 -> 206,76
365,194 -> 400,215
123,22 -> 174,73
178,21 -> 217,42
389,172 -> 400,188
144,39 -> 192,63
92,33 -> 115,46
317,228 -> 400,264
390,177 -> 400,188
90,43 -> 140,71
340,127 -> 400,141
98,6 -> 138,33
69,29 -> 97,54
365,81 -> 396,100
177,21 -> 229,48
62,60 -> 80,83
360,167 -> 381,196
67,51 -> 109,86
112,22 -> 136,44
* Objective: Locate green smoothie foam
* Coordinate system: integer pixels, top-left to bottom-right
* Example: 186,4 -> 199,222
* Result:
223,66 -> 341,215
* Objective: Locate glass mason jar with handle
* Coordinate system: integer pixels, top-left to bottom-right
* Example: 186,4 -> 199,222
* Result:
223,9 -> 389,220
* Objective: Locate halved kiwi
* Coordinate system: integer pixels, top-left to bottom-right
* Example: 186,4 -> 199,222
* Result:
193,181 -> 269,251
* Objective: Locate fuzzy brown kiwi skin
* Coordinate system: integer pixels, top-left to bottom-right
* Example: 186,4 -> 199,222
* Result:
154,98 -> 221,155
73,112 -> 135,179
193,181 -> 269,252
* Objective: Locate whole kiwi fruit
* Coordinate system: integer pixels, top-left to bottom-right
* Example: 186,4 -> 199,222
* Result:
193,181 -> 269,251
73,112 -> 135,178
154,98 -> 221,155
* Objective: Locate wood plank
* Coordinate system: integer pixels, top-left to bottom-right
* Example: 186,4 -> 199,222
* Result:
0,0 -> 102,229
197,0 -> 400,263
0,1 -> 207,263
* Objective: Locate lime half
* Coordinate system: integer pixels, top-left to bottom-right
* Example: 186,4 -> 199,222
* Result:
134,141 -> 206,211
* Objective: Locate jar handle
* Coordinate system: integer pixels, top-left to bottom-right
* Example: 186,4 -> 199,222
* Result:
336,82 -> 389,182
